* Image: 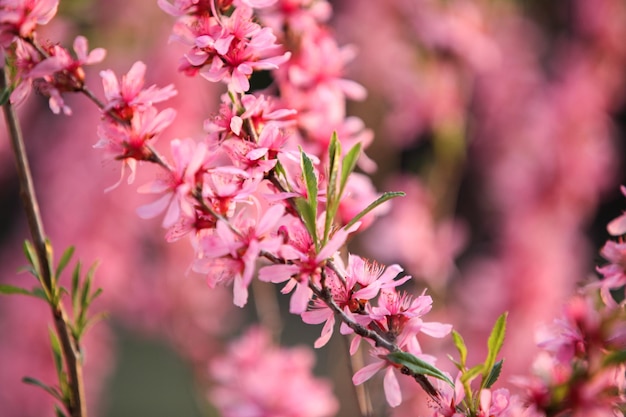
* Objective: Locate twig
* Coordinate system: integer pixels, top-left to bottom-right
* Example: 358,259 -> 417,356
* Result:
2,66 -> 87,417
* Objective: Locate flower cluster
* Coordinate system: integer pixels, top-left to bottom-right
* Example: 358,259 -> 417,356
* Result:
209,326 -> 338,417
4,1 -> 626,417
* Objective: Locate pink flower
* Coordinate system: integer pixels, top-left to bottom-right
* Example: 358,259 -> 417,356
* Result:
0,0 -> 59,42
190,6 -> 291,92
478,388 -> 513,417
596,240 -> 626,303
367,289 -> 452,355
209,326 -> 338,417
100,61 -> 177,119
27,36 -> 106,114
302,255 -> 410,348
194,204 -> 286,307
95,106 -> 177,190
430,374 -> 465,417
352,347 -> 428,408
136,138 -> 214,228
258,220 -> 359,314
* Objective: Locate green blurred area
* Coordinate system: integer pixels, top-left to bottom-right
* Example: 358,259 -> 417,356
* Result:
102,326 -> 211,417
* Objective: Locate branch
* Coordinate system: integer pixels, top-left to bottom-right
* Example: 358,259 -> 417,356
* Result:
2,66 -> 88,417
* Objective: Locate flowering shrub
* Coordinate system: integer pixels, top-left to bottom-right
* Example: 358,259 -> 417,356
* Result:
1,1 -> 626,417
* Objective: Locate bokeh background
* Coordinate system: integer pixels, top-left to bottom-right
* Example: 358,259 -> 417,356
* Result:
1,0 -> 626,416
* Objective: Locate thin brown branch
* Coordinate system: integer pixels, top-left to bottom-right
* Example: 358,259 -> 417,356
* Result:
2,67 -> 87,417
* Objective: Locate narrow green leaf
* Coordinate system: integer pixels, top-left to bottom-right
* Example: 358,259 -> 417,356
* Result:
345,191 -> 405,230
44,238 -> 55,283
88,288 -> 103,305
30,287 -> 48,301
80,270 -> 93,314
0,88 -> 11,106
299,150 -> 319,247
483,359 -> 504,389
323,133 -> 341,244
273,160 -> 288,184
55,246 -> 75,281
300,149 -> 318,207
387,351 -> 454,387
484,312 -> 508,378
22,377 -> 64,402
452,330 -> 468,368
55,404 -> 68,417
23,240 -> 38,272
295,198 -> 318,245
460,363 -> 484,385
603,349 -> 626,367
81,311 -> 109,338
48,328 -> 63,379
339,142 -> 361,195
0,284 -> 34,296
71,262 -> 81,314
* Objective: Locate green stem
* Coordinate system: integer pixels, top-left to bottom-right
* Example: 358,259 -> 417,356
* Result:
2,66 -> 88,417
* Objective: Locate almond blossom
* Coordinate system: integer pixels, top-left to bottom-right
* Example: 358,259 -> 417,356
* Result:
351,289 -> 452,408
301,254 -> 409,348
194,203 -> 286,307
26,36 -> 106,114
0,0 -> 58,44
258,220 -> 359,314
136,138 -> 214,228
209,326 -> 338,417
94,106 -> 177,190
100,61 -> 177,119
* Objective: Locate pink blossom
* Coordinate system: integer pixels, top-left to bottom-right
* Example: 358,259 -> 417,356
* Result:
157,0 -> 213,17
7,38 -> 41,105
136,138 -> 214,228
258,220 -> 359,313
369,290 -> 452,351
0,0 -> 59,42
478,388 -> 513,417
27,36 -> 106,114
100,61 -> 177,118
194,203 -> 286,307
352,346 -> 441,408
596,240 -> 626,303
430,374 -> 465,417
94,106 -> 177,190
209,326 -> 338,417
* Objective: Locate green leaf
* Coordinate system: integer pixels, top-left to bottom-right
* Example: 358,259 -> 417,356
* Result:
452,330 -> 468,368
323,133 -> 341,244
89,287 -> 103,305
23,240 -> 38,273
48,328 -> 64,380
339,142 -> 361,196
484,312 -> 507,379
300,149 -> 318,209
461,363 -> 484,385
0,284 -> 35,296
387,351 -> 454,387
71,262 -> 81,314
299,150 -> 319,247
55,404 -> 68,417
272,160 -> 288,184
55,246 -> 75,281
295,198 -> 318,246
344,191 -> 405,230
483,359 -> 504,389
30,287 -> 48,301
22,377 -> 64,403
0,87 -> 11,106
603,349 -> 626,367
